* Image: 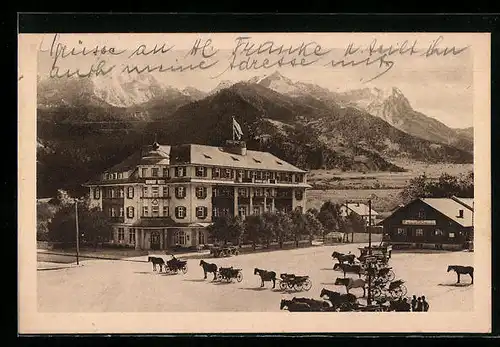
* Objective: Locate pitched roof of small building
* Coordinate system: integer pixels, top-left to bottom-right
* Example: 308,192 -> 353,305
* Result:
451,196 -> 474,211
420,198 -> 473,227
342,203 -> 379,216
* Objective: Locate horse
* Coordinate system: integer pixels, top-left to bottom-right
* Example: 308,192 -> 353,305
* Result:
280,299 -> 311,312
335,277 -> 366,297
447,265 -> 474,284
332,251 -> 356,265
333,263 -> 365,278
254,268 -> 277,288
320,288 -> 358,309
199,260 -> 218,280
148,256 -> 165,272
291,297 -> 331,311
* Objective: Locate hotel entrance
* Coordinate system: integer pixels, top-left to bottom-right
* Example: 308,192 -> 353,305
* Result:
150,230 -> 161,250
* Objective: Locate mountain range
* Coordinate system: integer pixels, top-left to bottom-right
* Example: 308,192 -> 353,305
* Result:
36,71 -> 473,197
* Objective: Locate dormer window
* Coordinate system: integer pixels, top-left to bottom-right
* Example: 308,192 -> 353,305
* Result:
231,156 -> 240,161
253,158 -> 262,164
141,168 -> 148,178
203,154 -> 212,159
276,160 -> 283,165
151,168 -> 159,177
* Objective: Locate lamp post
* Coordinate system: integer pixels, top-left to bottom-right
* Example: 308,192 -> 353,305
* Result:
74,199 -> 81,265
367,199 -> 372,306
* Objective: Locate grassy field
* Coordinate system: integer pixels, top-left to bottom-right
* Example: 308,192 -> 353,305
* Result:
306,162 -> 472,213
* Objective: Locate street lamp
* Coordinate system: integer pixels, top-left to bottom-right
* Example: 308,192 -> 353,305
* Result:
74,197 -> 84,265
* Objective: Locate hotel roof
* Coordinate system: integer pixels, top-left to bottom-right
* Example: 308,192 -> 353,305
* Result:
105,143 -> 306,173
420,198 -> 473,228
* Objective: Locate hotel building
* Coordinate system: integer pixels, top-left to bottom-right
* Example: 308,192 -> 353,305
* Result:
84,140 -> 311,250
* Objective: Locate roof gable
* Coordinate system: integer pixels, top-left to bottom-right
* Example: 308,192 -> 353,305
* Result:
420,198 -> 473,227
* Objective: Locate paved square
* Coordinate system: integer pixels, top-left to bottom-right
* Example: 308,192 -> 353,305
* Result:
37,244 -> 474,312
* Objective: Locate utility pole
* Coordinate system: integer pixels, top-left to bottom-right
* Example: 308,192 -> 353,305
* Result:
367,199 -> 372,306
75,199 -> 80,265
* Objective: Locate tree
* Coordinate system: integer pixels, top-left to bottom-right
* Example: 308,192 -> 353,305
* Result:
274,211 -> 293,248
317,201 -> 344,241
244,215 -> 265,250
37,201 -> 57,241
207,215 -> 244,246
48,196 -> 111,249
289,209 -> 308,247
304,210 -> 324,245
344,212 -> 366,243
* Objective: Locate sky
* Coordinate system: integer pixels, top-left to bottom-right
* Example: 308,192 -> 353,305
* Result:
35,33 -> 479,128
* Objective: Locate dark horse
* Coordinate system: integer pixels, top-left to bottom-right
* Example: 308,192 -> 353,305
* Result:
447,265 -> 474,284
280,299 -> 311,312
254,268 -> 277,288
332,251 -> 356,265
333,263 -> 365,278
148,256 -> 165,272
320,288 -> 357,309
290,297 -> 331,311
199,260 -> 218,280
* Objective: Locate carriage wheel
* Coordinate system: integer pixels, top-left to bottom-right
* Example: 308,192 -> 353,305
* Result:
293,282 -> 303,291
236,271 -> 243,282
182,265 -> 188,274
372,287 -> 382,298
390,287 -> 404,299
279,280 -> 288,291
216,272 -> 222,281
400,284 -> 407,297
302,279 -> 312,291
234,250 -> 239,256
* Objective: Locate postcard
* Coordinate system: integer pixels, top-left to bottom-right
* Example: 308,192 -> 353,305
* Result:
18,31 -> 491,333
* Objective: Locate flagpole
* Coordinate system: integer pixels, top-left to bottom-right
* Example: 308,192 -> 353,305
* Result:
232,116 -> 235,141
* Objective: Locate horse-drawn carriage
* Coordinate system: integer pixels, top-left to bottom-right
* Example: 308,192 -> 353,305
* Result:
216,267 -> 243,282
371,279 -> 407,299
210,245 -> 240,258
358,244 -> 392,265
278,273 -> 313,292
148,255 -> 188,274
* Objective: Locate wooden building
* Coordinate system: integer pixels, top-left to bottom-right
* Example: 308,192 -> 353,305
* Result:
378,196 -> 474,250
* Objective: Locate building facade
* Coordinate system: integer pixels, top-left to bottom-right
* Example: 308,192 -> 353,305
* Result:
378,197 -> 474,250
83,140 -> 310,250
340,203 -> 380,226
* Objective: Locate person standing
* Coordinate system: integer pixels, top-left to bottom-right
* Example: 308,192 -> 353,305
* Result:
422,296 -> 429,312
411,295 -> 417,312
416,297 -> 423,312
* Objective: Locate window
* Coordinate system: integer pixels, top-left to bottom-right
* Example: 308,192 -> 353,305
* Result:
212,168 -> 220,178
142,168 -> 148,177
196,187 -> 207,199
127,186 -> 134,199
238,188 -> 248,197
173,230 -> 186,245
143,187 -> 149,197
276,160 -> 283,165
295,190 -> 304,200
118,188 -> 124,198
223,168 -> 231,178
163,206 -> 169,217
162,167 -> 170,178
93,188 -> 100,199
129,229 -> 136,244
434,229 -> 443,236
118,173 -> 123,179
238,206 -> 247,218
196,166 -> 206,177
196,206 -> 207,219
415,228 -> 424,237
111,207 -> 116,217
254,188 -> 263,197
203,154 -> 212,159
143,206 -> 149,217
253,158 -> 262,163
296,174 -> 304,183
152,206 -> 159,217
396,228 -> 406,236
175,186 -> 186,199
253,206 -> 261,215
163,186 -> 169,197
152,186 -> 159,197
449,232 -> 456,238
265,171 -> 271,180
175,206 -> 187,219
113,173 -> 118,180
230,156 -> 240,161
198,231 -> 205,245
127,207 -> 134,218
151,168 -> 159,177
119,207 -> 124,217
418,209 -> 425,219
118,228 -> 125,241
176,167 -> 186,177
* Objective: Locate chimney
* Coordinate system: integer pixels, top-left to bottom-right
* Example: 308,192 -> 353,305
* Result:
224,140 -> 247,156
458,209 -> 464,218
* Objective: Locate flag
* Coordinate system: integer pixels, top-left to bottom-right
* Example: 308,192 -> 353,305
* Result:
233,117 -> 243,140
